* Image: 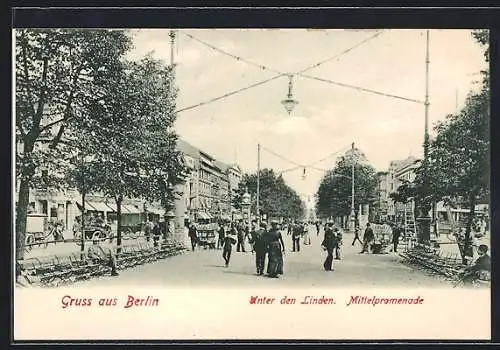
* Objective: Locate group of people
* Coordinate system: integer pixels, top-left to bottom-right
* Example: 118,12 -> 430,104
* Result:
219,220 -> 285,278
286,220 -> 311,252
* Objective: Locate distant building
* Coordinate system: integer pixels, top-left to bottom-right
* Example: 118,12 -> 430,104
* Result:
376,171 -> 390,220
386,156 -> 421,222
175,139 -> 242,223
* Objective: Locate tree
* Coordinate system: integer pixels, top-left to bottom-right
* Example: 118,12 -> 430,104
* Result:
69,55 -> 186,249
15,29 -> 131,261
237,169 -> 305,219
132,56 -> 188,227
389,30 -> 489,259
315,147 -> 377,227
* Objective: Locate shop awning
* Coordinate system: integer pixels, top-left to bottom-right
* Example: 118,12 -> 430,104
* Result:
123,204 -> 141,214
88,201 -> 110,212
105,202 -> 117,212
75,200 -> 98,211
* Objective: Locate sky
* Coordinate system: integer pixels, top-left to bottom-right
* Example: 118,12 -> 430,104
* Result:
126,29 -> 487,207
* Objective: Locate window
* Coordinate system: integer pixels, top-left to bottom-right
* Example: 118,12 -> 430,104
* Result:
40,200 -> 48,214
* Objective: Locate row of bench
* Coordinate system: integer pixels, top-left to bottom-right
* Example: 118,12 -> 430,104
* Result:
398,244 -> 464,279
16,241 -> 186,288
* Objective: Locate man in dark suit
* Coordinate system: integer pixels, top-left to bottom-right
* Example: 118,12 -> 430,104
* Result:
188,223 -> 198,251
250,222 -> 268,275
360,223 -> 375,254
321,222 -> 337,271
391,224 -> 402,253
292,221 -> 302,252
460,244 -> 491,285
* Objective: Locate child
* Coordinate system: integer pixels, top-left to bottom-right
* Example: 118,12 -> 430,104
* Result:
222,230 -> 237,267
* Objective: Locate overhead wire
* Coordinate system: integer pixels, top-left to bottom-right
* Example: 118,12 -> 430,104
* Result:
176,30 -> 398,112
295,30 -> 385,74
181,32 -> 284,75
259,144 -> 304,167
304,144 -> 351,167
298,74 -> 425,104
174,73 -> 286,113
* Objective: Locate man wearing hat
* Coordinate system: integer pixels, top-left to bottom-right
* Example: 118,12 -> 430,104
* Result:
87,238 -> 119,276
321,221 -> 336,271
459,244 -> 491,285
222,227 -> 238,267
333,227 -> 342,260
250,221 -> 268,275
292,220 -> 302,252
360,223 -> 375,254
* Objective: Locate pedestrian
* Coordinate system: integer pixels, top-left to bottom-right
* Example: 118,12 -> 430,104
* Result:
217,222 -> 226,250
322,222 -> 336,271
303,222 -> 311,245
287,221 -> 293,236
249,220 -> 258,253
457,244 -> 491,286
152,221 -> 161,248
351,227 -> 363,246
188,223 -> 198,251
250,222 -> 268,275
391,223 -> 401,253
360,223 -> 375,254
222,229 -> 237,267
236,220 -> 246,252
292,221 -> 301,252
334,227 -> 342,260
266,220 -> 285,278
87,238 -> 119,276
315,221 -> 320,236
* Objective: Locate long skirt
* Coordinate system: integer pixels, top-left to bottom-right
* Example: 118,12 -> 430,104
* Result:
267,242 -> 283,276
323,247 -> 334,270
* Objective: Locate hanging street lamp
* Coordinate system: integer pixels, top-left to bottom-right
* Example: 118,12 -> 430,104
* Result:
281,74 -> 299,115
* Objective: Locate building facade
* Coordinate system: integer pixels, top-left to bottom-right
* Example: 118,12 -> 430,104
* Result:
175,139 -> 242,223
375,171 -> 390,220
384,156 -> 421,221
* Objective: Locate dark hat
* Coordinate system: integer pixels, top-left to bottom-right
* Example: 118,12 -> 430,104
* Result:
478,244 -> 488,253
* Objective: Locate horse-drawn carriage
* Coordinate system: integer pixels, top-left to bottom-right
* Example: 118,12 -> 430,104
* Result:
25,213 -> 55,249
196,218 -> 218,249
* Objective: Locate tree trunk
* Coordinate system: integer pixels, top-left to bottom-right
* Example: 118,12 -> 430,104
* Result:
15,141 -> 36,264
116,195 -> 123,254
80,192 -> 86,254
15,177 -> 31,264
463,189 -> 478,265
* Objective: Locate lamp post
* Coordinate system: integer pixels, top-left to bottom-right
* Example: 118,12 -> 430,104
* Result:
416,29 -> 432,244
349,142 -> 356,231
256,143 -> 261,225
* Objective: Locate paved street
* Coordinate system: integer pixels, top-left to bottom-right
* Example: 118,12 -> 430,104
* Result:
75,226 -> 451,288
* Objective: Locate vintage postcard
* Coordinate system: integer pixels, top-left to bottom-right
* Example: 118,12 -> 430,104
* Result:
13,28 -> 491,341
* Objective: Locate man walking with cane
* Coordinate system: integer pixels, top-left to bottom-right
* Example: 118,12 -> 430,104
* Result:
352,227 -> 363,246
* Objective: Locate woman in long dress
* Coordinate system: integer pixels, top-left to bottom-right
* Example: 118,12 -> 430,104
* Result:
266,221 -> 285,278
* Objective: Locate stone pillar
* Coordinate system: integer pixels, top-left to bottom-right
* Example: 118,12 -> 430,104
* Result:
174,183 -> 187,235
